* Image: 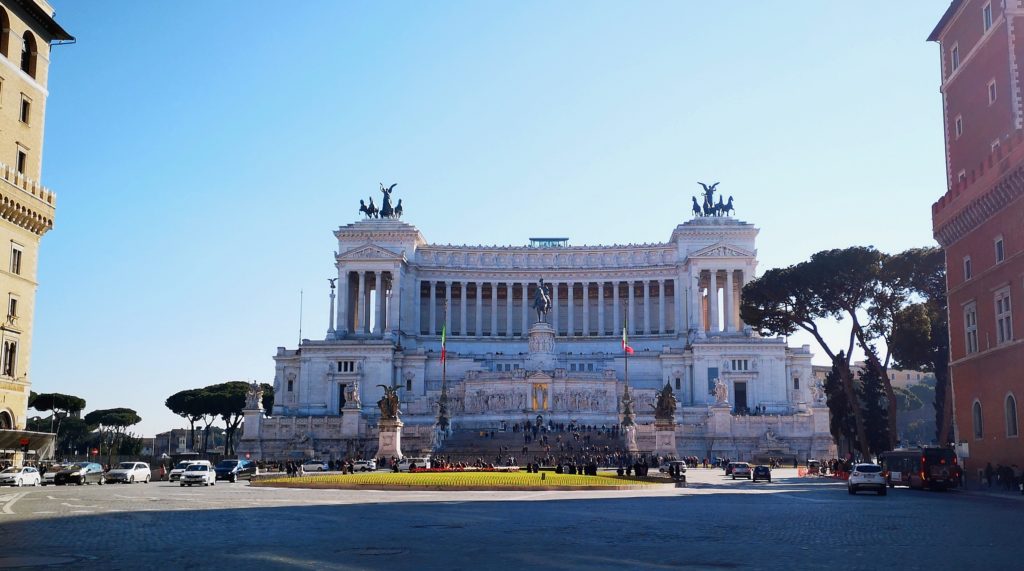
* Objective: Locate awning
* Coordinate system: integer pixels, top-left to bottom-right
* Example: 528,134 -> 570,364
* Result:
0,429 -> 56,460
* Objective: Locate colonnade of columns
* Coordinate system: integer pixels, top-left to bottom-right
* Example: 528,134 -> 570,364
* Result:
690,267 -> 749,334
415,279 -> 678,337
335,269 -> 401,337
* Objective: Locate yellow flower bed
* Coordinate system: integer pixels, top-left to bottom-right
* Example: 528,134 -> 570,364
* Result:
255,471 -> 665,489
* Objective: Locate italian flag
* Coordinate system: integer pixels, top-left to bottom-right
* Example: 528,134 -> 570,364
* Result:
622,327 -> 634,355
440,324 -> 447,363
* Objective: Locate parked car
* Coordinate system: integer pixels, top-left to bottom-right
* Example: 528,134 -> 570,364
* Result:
725,462 -> 736,476
353,460 -> 376,472
848,463 -> 887,496
105,462 -> 152,484
0,466 -> 41,487
752,465 -> 772,483
658,460 -> 688,474
731,462 -> 752,480
169,460 -> 211,482
54,462 -> 105,486
215,459 -> 258,482
302,460 -> 329,472
180,464 -> 216,487
397,457 -> 432,472
41,464 -> 70,486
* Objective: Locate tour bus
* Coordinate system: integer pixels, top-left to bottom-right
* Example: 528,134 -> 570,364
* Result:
880,447 -> 960,490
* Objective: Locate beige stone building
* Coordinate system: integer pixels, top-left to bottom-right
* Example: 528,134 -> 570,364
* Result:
0,0 -> 71,448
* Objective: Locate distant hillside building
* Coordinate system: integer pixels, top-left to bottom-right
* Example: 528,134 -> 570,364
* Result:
930,0 -> 1024,479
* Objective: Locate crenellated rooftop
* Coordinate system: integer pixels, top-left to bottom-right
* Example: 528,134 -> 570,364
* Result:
0,160 -> 55,236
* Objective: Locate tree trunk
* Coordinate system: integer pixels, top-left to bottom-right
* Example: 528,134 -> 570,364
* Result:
836,359 -> 872,460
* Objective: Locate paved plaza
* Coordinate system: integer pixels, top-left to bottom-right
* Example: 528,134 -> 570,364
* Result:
0,468 -> 1018,570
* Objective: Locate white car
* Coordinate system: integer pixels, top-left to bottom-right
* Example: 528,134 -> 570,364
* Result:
180,464 -> 215,487
302,460 -> 329,472
105,461 -> 152,484
848,463 -> 887,496
169,460 -> 211,482
397,457 -> 431,472
0,466 -> 41,487
353,460 -> 376,472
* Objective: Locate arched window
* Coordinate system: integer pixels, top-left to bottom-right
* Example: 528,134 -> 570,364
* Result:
973,401 -> 984,439
0,410 -> 12,429
0,9 -> 10,57
1006,395 -> 1019,437
20,31 -> 36,78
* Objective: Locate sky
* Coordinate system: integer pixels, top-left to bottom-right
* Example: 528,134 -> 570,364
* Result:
32,1 -> 952,437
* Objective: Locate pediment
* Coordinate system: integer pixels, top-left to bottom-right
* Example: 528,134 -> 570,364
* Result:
337,243 -> 405,262
526,370 -> 553,381
689,242 -> 754,259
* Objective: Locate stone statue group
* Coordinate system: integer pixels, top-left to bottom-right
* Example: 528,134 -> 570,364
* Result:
359,183 -> 404,219
692,182 -> 735,218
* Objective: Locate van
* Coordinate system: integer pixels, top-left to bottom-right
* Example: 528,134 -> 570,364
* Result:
397,457 -> 431,472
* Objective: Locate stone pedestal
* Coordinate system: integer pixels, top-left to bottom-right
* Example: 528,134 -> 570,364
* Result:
341,408 -> 362,438
526,322 -> 557,371
653,420 -> 677,457
624,424 -> 639,454
377,418 -> 404,460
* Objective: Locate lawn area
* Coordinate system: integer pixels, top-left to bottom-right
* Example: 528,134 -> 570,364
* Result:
253,471 -> 669,490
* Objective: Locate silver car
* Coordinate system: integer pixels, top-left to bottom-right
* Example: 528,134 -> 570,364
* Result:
105,461 -> 152,484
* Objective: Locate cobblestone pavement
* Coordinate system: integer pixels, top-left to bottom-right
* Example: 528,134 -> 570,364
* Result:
0,468 -> 1018,570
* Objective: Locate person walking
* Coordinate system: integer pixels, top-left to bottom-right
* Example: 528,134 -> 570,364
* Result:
985,462 -> 995,488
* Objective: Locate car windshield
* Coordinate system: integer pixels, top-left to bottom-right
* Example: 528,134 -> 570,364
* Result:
72,462 -> 90,469
117,462 -> 135,469
857,465 -> 882,473
185,465 -> 207,472
0,467 -> 16,474
174,462 -> 192,469
216,460 -> 238,469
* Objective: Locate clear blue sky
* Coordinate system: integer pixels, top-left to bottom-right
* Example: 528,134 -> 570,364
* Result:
33,1 -> 951,436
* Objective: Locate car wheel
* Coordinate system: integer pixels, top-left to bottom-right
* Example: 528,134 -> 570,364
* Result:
77,480 -> 84,486
98,478 -> 104,486
211,480 -> 216,486
230,474 -> 237,483
129,476 -> 134,484
144,475 -> 150,483
15,478 -> 21,487
33,479 -> 40,486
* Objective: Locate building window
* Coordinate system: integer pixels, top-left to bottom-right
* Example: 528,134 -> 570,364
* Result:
965,302 -> 979,354
983,2 -> 993,32
793,378 -> 800,390
287,379 -> 293,392
989,80 -> 998,105
570,364 -> 577,372
15,147 -> 26,175
6,296 -> 16,323
955,115 -> 963,139
1,339 -> 16,377
973,401 -> 984,439
337,360 -> 355,373
1007,395 -> 1019,437
18,95 -> 28,124
957,169 -> 967,183
731,359 -> 749,371
19,32 -> 35,79
9,243 -> 21,275
675,377 -> 681,390
405,378 -> 412,391
995,236 -> 1005,263
964,256 -> 972,280
952,44 -> 960,71
992,139 -> 1001,152
995,288 -> 1012,344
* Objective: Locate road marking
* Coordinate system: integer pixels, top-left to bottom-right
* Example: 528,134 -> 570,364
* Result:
60,503 -> 98,509
1,491 -> 28,514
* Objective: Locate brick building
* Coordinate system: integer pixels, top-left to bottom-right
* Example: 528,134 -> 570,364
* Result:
930,0 -> 1024,480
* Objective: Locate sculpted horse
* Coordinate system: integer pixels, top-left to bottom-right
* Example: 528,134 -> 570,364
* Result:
532,279 -> 551,323
394,199 -> 403,219
721,196 -> 735,217
691,196 -> 702,217
359,199 -> 379,219
715,196 -> 725,217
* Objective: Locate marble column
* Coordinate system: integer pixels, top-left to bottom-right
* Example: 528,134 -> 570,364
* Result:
505,282 -> 513,337
674,274 -> 683,335
388,269 -> 401,336
724,270 -> 734,333
357,271 -> 367,334
627,280 -> 635,334
597,281 -> 605,336
444,280 -> 452,335
459,280 -> 468,335
582,281 -> 590,336
415,279 -> 422,336
738,269 -> 751,330
658,279 -> 666,334
337,270 -> 349,335
475,282 -> 483,336
552,281 -> 559,334
374,271 -> 384,335
613,280 -> 620,334
642,279 -> 651,335
490,282 -> 498,336
521,282 -> 529,334
567,281 -> 575,337
691,271 -> 702,332
709,269 -> 719,333
429,280 -> 437,335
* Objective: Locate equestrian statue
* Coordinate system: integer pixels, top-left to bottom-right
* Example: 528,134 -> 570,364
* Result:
692,182 -> 736,218
532,278 -> 552,323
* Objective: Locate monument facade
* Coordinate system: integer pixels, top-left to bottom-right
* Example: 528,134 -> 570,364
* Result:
240,185 -> 835,461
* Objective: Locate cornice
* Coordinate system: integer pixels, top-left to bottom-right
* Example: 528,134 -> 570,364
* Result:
0,164 -> 55,237
934,163 -> 1024,246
